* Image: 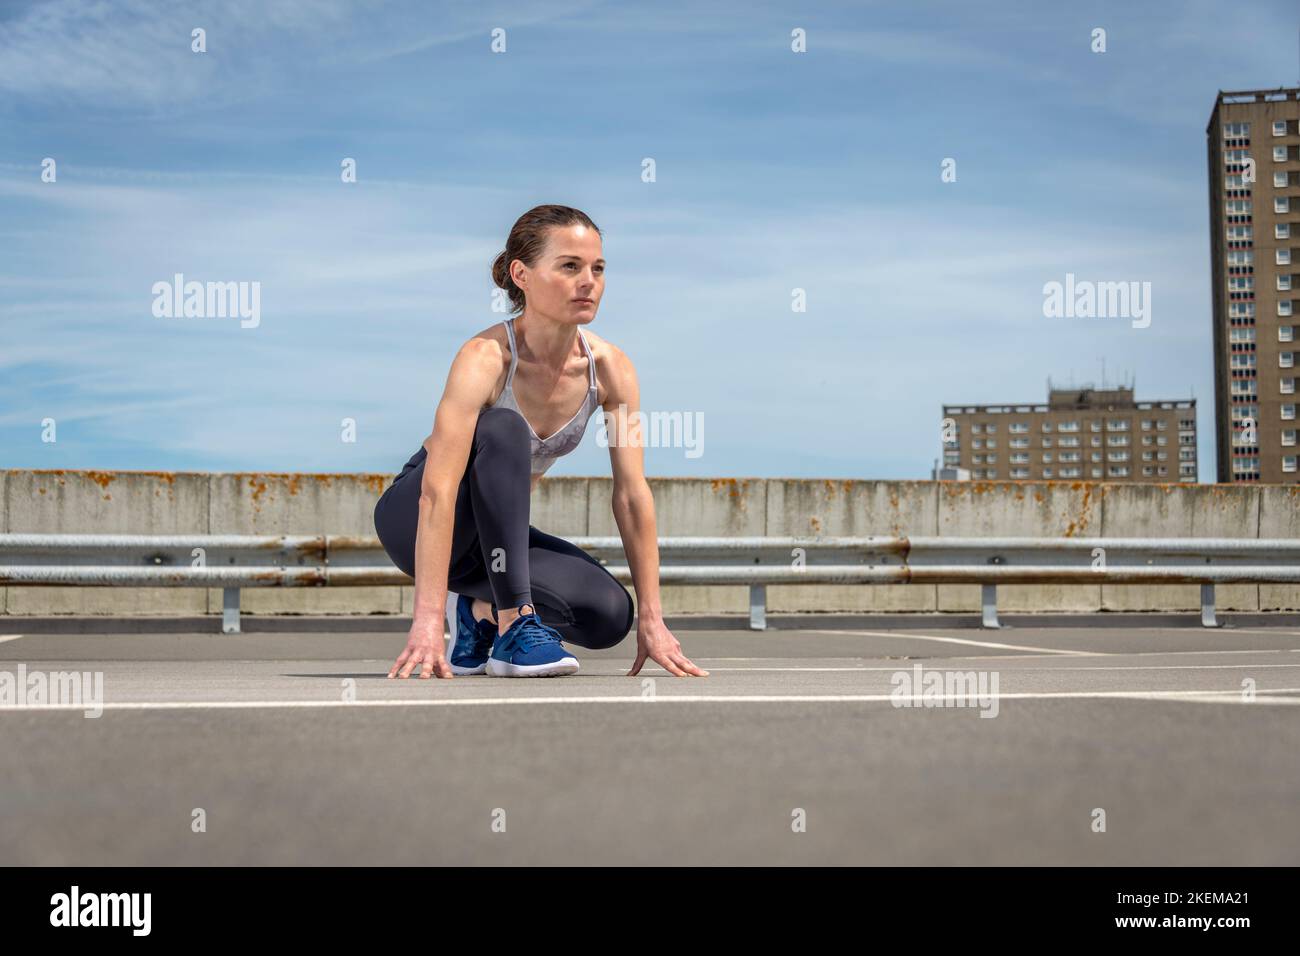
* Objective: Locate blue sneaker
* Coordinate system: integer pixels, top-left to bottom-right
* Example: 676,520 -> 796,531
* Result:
486,604 -> 579,677
449,594 -> 496,675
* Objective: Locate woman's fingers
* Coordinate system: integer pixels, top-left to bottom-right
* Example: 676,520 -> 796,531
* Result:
627,644 -> 648,676
399,648 -> 428,679
655,650 -> 689,677
388,648 -> 412,679
673,654 -> 709,677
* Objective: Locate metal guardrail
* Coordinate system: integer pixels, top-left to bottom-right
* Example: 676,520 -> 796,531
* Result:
1,533 -> 1298,633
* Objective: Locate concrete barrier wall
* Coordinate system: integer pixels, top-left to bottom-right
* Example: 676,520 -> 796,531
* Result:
3,469 -> 1298,616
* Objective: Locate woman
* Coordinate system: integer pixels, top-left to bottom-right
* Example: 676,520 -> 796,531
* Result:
374,204 -> 708,680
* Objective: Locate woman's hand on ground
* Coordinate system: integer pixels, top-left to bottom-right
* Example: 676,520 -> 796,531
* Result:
388,620 -> 455,679
627,617 -> 709,678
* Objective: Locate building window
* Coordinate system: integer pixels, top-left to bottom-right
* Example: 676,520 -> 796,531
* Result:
1284,378 -> 1296,394
1280,301 -> 1294,317
1276,197 -> 1291,214
1284,457 -> 1298,473
1276,172 -> 1291,187
971,423 -> 983,434
1011,468 -> 1030,479
1280,275 -> 1293,291
1043,468 -> 1053,478
1283,430 -> 1297,446
1280,249 -> 1293,265
1284,353 -> 1296,368
1275,146 -> 1289,162
1278,224 -> 1292,240
1282,326 -> 1295,342
1284,405 -> 1297,420
1274,121 -> 1288,137
1041,453 -> 1053,463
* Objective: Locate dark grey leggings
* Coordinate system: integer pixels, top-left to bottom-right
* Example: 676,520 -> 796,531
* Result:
373,406 -> 634,650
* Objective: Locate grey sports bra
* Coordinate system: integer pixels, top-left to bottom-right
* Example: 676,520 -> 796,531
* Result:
487,317 -> 600,476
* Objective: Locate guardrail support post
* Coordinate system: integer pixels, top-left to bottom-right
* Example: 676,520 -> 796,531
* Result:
1200,583 -> 1219,628
749,584 -> 766,631
222,587 -> 241,634
981,584 -> 1000,629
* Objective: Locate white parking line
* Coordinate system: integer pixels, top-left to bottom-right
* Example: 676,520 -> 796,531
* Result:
1221,628 -> 1300,638
4,688 -> 1300,712
804,629 -> 1106,656
703,663 -> 1300,672
0,635 -> 25,645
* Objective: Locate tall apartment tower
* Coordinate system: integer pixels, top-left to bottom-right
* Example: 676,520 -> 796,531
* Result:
1207,86 -> 1300,483
940,380 -> 1196,482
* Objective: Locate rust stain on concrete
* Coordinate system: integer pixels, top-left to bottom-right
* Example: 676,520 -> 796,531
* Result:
709,477 -> 751,499
1063,483 -> 1097,538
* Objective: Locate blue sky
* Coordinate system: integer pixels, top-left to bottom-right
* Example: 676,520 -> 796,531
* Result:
1,0 -> 1297,480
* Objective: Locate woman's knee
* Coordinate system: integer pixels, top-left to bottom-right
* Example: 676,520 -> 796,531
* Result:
476,406 -> 531,448
580,582 -> 635,650
373,484 -> 415,578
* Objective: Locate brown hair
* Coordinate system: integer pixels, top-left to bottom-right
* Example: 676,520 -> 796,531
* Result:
491,205 -> 602,315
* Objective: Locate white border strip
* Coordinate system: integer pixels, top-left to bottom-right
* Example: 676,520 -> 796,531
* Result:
3,688 -> 1299,712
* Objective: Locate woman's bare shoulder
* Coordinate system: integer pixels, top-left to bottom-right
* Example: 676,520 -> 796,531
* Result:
581,326 -> 634,406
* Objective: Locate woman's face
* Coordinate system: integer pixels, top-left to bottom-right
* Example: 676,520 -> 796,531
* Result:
513,223 -> 604,322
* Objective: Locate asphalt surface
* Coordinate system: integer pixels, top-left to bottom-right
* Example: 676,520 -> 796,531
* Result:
2,622 -> 1299,865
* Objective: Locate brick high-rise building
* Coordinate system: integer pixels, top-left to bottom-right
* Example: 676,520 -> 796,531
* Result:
940,381 -> 1196,482
1207,86 -> 1300,483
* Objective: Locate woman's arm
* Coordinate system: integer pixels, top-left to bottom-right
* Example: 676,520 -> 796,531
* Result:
601,343 -> 708,678
389,336 -> 500,679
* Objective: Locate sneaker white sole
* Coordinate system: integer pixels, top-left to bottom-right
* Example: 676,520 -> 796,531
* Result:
450,661 -> 488,676
486,655 -> 580,678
